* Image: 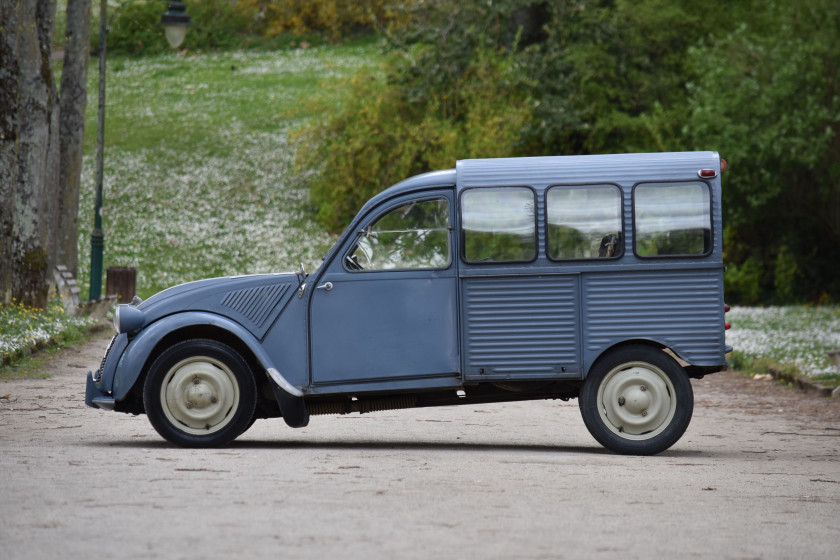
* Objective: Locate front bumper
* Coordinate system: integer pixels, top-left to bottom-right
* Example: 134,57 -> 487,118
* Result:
85,370 -> 116,410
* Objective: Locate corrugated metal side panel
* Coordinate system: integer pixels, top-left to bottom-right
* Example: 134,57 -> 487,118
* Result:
463,275 -> 580,378
582,269 -> 725,367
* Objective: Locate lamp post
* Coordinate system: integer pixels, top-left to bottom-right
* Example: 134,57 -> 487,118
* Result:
89,0 -> 191,301
161,2 -> 192,49
89,0 -> 107,302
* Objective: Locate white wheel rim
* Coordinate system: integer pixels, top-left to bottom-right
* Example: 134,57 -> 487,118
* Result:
596,361 -> 676,440
160,356 -> 240,436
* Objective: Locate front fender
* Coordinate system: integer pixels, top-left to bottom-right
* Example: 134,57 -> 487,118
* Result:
112,311 -> 279,401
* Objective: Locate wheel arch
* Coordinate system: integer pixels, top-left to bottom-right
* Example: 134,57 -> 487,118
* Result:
113,312 -> 273,404
585,339 -> 680,379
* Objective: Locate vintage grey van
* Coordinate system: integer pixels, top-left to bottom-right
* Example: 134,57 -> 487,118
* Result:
86,151 -> 731,455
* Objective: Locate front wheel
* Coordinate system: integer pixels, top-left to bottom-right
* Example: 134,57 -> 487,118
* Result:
579,345 -> 693,455
143,339 -> 257,447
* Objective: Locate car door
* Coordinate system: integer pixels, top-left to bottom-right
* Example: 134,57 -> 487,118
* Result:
309,191 -> 459,388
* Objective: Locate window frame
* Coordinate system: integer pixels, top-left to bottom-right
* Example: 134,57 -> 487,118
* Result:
459,185 -> 539,265
342,195 -> 454,273
544,183 -> 625,262
631,180 -> 714,259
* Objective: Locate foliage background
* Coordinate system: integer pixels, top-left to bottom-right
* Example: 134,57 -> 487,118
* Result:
83,0 -> 408,55
9,0 -> 836,378
293,0 -> 840,305
50,0 -> 840,306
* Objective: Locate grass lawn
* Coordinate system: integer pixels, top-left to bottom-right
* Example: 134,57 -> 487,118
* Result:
75,40 -> 381,299
726,306 -> 840,384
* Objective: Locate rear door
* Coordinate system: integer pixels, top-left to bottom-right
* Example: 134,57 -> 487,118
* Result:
458,186 -> 582,381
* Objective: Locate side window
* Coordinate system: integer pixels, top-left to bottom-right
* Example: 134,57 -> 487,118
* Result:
546,185 -> 622,260
634,182 -> 711,257
346,198 -> 450,271
462,187 -> 536,263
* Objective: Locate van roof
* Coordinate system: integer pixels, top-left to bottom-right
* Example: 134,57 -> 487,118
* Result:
456,151 -> 722,189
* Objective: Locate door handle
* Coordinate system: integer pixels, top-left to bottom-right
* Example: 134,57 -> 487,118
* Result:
316,282 -> 333,291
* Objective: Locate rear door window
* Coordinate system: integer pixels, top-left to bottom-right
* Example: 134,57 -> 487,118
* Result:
461,187 -> 536,263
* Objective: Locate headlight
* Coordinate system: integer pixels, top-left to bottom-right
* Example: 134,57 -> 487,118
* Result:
113,304 -> 146,334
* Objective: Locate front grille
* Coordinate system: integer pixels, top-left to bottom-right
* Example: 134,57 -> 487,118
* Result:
93,335 -> 118,383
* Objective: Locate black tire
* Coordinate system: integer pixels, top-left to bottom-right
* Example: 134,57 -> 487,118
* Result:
143,339 -> 257,448
579,345 -> 693,455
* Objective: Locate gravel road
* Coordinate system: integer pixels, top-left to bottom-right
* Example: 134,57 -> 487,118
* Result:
1,328 -> 839,559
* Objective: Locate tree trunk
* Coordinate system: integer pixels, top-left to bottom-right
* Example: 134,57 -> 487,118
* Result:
0,0 -> 60,308
0,1 -> 23,305
58,0 -> 92,278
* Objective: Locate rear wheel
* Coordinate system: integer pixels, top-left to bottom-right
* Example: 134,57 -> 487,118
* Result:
143,339 -> 257,447
579,345 -> 693,455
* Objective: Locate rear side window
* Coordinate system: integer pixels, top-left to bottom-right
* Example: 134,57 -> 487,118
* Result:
634,182 -> 711,257
462,187 -> 536,263
546,185 -> 622,260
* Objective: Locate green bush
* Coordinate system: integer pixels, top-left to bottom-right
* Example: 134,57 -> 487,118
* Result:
724,257 -> 763,305
97,0 -> 171,55
95,0 -> 268,55
295,0 -> 541,232
296,45 -> 531,233
773,246 -> 800,303
685,0 -> 840,304
258,0 -> 412,41
180,0 -> 253,51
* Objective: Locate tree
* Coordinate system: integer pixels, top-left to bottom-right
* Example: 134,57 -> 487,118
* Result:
686,0 -> 840,302
1,0 -> 92,308
520,0 -> 744,156
58,0 -> 92,279
297,0 -> 541,232
0,0 -> 61,308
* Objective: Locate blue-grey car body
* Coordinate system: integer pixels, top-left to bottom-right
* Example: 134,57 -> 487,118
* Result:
86,151 -> 730,453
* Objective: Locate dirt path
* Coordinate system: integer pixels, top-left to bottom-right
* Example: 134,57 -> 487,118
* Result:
1,331 -> 838,559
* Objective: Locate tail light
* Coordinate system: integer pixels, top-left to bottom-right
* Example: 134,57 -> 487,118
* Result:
724,303 -> 731,330
700,158 -> 727,178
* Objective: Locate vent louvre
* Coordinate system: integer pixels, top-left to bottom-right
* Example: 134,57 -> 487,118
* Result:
221,284 -> 290,329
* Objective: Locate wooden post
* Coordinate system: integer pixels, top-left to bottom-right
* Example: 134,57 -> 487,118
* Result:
106,267 -> 136,303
